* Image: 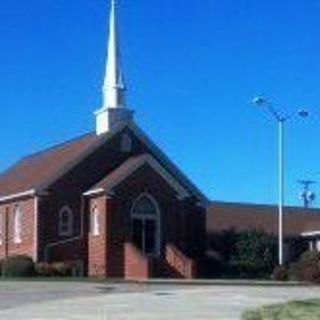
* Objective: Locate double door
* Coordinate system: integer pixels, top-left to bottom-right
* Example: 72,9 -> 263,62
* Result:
132,217 -> 159,256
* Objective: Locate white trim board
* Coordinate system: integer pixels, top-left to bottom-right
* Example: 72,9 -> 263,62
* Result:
301,231 -> 320,237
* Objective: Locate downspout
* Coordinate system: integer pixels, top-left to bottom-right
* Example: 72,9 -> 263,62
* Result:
33,196 -> 38,262
4,207 -> 9,259
81,195 -> 85,237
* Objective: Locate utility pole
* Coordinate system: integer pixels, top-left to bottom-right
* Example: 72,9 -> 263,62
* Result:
298,180 -> 316,208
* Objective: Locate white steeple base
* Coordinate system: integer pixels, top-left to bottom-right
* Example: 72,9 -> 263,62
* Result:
95,107 -> 134,135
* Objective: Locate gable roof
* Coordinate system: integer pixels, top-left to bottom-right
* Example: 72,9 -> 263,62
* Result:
208,201 -> 320,236
0,133 -> 99,200
83,154 -> 190,199
0,122 -> 207,204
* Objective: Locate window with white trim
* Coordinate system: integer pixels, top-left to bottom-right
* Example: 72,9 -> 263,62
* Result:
58,206 -> 73,237
14,205 -> 22,244
90,205 -> 100,236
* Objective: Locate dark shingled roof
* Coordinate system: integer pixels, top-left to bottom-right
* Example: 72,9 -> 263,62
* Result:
0,122 -> 208,204
207,201 -> 320,236
0,132 -> 99,198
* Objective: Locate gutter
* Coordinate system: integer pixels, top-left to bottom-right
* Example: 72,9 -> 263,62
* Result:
0,189 -> 36,203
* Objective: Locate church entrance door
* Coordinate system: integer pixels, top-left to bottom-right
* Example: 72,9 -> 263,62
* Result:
131,194 -> 160,256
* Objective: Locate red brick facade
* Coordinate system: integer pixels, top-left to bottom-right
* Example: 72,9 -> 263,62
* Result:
124,242 -> 151,279
0,126 -> 206,279
86,163 -> 206,278
0,197 -> 36,260
88,195 -> 108,277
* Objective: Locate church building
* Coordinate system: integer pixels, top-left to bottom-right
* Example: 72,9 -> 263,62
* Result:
0,1 -> 207,279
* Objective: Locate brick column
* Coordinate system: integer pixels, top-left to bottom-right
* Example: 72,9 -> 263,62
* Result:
88,195 -> 108,277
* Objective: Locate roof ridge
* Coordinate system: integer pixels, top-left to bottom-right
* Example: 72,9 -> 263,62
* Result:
212,200 -> 320,211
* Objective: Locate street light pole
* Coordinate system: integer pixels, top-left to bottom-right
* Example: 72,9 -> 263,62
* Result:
252,96 -> 308,266
278,119 -> 284,266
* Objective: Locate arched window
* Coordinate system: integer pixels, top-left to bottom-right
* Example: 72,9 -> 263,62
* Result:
121,133 -> 132,153
131,194 -> 160,256
14,205 -> 22,244
59,206 -> 73,237
90,205 -> 100,236
132,195 -> 158,217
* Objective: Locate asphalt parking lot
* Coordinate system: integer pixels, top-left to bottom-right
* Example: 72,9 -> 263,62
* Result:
0,281 -> 138,311
0,281 -> 319,319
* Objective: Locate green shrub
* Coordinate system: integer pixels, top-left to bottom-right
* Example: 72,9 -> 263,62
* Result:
35,262 -> 54,277
2,255 -> 35,277
287,251 -> 320,283
51,262 -> 72,277
207,230 -> 278,279
231,260 -> 270,279
35,261 -> 73,277
229,230 -> 277,278
232,231 -> 277,270
271,265 -> 289,281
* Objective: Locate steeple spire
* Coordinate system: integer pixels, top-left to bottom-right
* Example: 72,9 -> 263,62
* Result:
95,0 -> 134,135
103,0 -> 126,108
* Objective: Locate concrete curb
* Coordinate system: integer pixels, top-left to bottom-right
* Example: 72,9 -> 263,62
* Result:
125,278 -> 318,287
0,277 -> 318,287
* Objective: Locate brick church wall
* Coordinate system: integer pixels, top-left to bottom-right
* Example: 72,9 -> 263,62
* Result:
36,190 -> 84,264
105,164 -> 205,278
0,197 -> 36,260
38,130 -> 143,265
113,164 -> 184,248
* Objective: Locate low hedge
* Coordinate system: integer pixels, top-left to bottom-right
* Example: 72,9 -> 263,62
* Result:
2,255 -> 35,277
35,261 -> 73,277
230,260 -> 272,279
0,256 -> 77,278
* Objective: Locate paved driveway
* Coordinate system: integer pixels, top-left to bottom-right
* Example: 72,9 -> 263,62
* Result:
0,282 -> 320,319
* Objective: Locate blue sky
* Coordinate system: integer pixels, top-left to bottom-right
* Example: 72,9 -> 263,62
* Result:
0,0 -> 319,206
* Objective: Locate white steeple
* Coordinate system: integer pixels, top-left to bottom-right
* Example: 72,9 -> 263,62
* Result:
103,0 -> 125,108
95,0 -> 134,135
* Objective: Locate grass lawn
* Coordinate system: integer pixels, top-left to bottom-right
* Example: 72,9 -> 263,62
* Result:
242,299 -> 320,320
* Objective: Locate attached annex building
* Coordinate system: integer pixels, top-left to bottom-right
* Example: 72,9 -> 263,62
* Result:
207,202 -> 320,262
0,2 -> 207,279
